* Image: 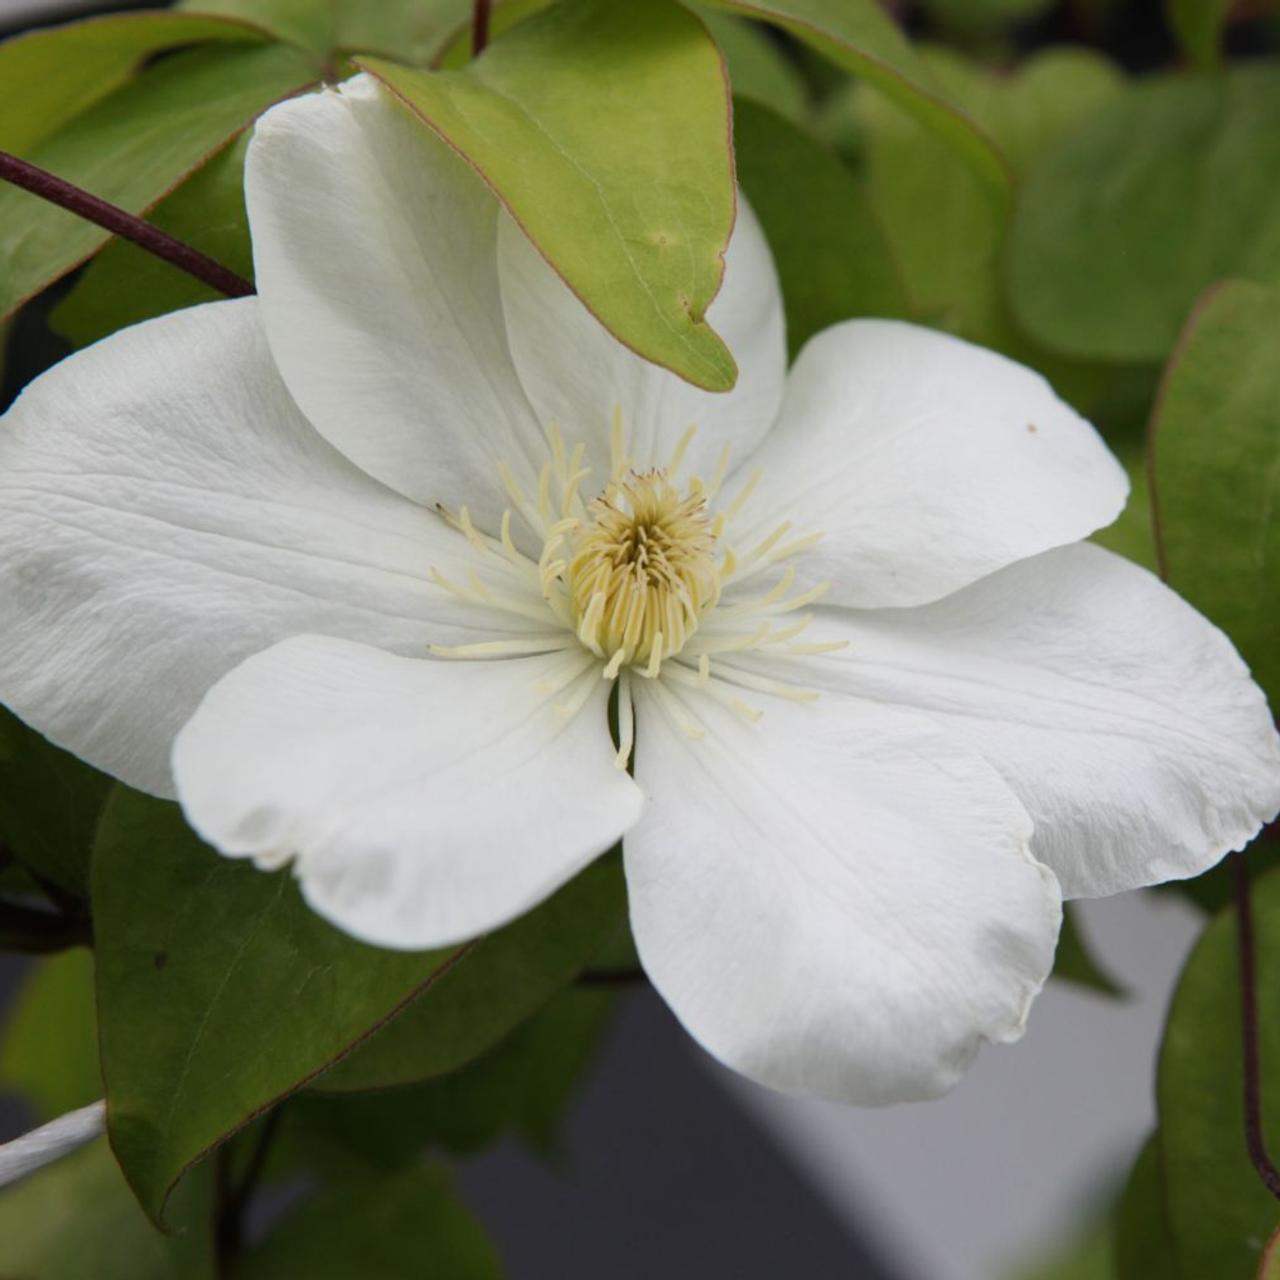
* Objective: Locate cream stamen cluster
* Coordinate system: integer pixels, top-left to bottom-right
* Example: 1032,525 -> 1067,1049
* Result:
428,415 -> 841,763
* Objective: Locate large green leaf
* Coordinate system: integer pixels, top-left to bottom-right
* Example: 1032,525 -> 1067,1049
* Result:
701,0 -> 1010,200
0,949 -> 101,1120
93,789 -> 620,1221
0,1142 -> 213,1280
316,856 -> 624,1092
1158,864 -> 1280,1277
360,0 -> 738,392
51,135 -> 253,349
732,97 -> 907,358
0,11 -> 272,156
1149,279 -> 1280,710
0,708 -> 111,897
233,1165 -> 499,1279
0,41 -> 317,322
1112,1136 -> 1177,1278
1008,65 -> 1280,363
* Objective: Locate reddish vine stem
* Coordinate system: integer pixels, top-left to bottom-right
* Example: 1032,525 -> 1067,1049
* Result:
0,149 -> 254,300
1233,851 -> 1280,1201
472,0 -> 492,56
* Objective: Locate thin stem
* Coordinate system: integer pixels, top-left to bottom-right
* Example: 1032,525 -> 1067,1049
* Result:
0,149 -> 254,300
472,0 -> 492,56
1233,852 -> 1280,1201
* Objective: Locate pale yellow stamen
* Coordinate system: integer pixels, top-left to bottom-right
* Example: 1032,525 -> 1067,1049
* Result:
566,469 -> 719,673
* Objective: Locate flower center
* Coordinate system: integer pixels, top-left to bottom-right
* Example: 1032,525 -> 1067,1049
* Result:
567,470 -> 719,672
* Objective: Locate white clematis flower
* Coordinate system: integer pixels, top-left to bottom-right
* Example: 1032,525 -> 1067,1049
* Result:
2,75 -> 1278,1105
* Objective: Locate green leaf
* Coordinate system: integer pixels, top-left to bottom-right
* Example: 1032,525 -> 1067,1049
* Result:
233,1165 -> 499,1279
705,14 -> 809,125
93,789 -> 620,1222
0,1142 -> 213,1280
1158,863 -> 1280,1277
1090,435 -> 1157,573
181,0 -> 477,64
361,0 -> 737,392
0,41 -> 317,323
1017,1223 -> 1115,1280
1149,279 -> 1280,710
433,0 -> 554,69
315,856 -> 625,1093
856,45 -> 1123,336
0,11 -> 272,156
0,708 -> 111,897
0,949 -> 101,1120
1053,904 -> 1124,998
293,987 -> 615,1171
700,0 -> 1011,201
1167,0 -> 1229,69
1112,1136 -> 1177,1279
1008,65 -> 1280,363
732,97 -> 908,358
51,136 -> 252,348
918,0 -> 1055,29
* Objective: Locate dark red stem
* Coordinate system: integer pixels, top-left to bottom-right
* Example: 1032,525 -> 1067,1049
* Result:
1233,852 -> 1280,1200
472,0 -> 492,56
0,148 -> 254,300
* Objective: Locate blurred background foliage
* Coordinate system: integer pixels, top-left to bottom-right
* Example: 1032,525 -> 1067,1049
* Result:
1,0 -> 1279,1275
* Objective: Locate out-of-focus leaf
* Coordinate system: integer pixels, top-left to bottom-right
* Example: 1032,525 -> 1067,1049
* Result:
0,1141 -> 213,1280
0,11 -> 271,156
297,989 -> 616,1168
232,1165 -> 499,1280
733,97 -> 907,358
0,949 -> 101,1120
361,0 -> 738,392
0,42 -> 317,322
316,857 -> 625,1093
1150,279 -> 1280,710
1052,904 -> 1124,998
1167,0 -> 1229,68
1008,66 -> 1280,363
702,0 -> 1010,199
1113,1136 -> 1177,1278
0,708 -> 111,897
856,45 -> 1122,335
919,0 -> 1055,28
1158,864 -> 1280,1277
1016,1223 -> 1114,1280
93,789 -> 621,1222
1090,436 -> 1157,572
707,14 -> 809,124
433,0 -> 553,68
52,136 -> 252,348
182,0 -> 477,63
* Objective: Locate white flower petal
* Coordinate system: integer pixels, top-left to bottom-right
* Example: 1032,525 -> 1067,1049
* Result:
734,320 -> 1128,608
0,299 -> 506,797
625,680 -> 1059,1104
245,75 -> 543,519
746,544 -> 1280,898
496,196 -> 786,481
173,638 -> 642,950
0,1102 -> 105,1189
